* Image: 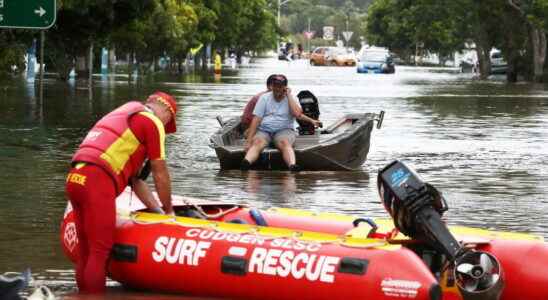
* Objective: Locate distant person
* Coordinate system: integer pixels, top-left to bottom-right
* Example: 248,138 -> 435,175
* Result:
241,74 -> 321,171
240,74 -> 277,133
285,43 -> 294,61
214,51 -> 222,74
65,91 -> 178,293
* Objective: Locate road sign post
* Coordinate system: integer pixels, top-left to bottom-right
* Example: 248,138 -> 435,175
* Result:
342,31 -> 353,46
0,0 -> 56,29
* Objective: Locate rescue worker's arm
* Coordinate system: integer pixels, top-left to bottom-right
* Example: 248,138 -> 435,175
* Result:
245,116 -> 262,150
131,178 -> 164,214
150,159 -> 174,215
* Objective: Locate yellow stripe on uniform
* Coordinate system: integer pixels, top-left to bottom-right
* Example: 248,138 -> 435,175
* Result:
138,112 -> 166,159
100,112 -> 166,173
100,129 -> 141,174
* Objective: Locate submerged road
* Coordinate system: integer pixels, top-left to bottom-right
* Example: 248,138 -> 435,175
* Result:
1,57 -> 547,297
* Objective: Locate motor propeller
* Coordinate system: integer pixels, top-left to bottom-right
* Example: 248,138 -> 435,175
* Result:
455,251 -> 503,298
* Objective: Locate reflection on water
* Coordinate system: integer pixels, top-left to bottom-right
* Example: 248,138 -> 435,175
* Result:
1,57 -> 548,298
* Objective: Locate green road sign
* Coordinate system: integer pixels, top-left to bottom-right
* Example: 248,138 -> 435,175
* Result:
0,0 -> 56,29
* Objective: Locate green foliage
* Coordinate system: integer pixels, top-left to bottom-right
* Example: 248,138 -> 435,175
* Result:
0,29 -> 36,76
366,0 -> 466,58
365,0 -> 548,80
1,0 -> 279,78
213,0 -> 277,53
1,0 -> 544,81
274,0 -> 368,48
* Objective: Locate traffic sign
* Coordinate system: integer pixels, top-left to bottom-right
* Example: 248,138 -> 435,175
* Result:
0,0 -> 56,29
342,31 -> 353,42
304,31 -> 315,40
323,26 -> 334,40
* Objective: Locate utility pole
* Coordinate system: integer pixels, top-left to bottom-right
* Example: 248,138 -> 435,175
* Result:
277,0 -> 292,26
277,0 -> 291,49
307,18 -> 311,53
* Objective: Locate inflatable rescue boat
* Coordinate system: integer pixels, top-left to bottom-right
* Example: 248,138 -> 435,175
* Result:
61,161 -> 548,300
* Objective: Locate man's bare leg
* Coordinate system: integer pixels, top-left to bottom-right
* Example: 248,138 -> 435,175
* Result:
276,138 -> 296,167
244,137 -> 268,164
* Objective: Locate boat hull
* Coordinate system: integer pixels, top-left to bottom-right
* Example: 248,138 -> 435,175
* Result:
108,221 -> 440,300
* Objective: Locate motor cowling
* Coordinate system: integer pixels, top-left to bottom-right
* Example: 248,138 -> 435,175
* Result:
377,160 -> 454,252
296,90 -> 320,135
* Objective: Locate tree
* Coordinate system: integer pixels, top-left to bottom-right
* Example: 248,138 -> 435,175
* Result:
454,0 -> 504,79
507,0 -> 547,82
0,30 -> 34,77
47,0 -> 157,80
213,0 -> 277,56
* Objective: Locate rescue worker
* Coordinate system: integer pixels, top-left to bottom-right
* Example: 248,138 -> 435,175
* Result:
65,91 -> 178,293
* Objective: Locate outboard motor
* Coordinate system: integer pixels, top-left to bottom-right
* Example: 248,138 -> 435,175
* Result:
296,90 -> 320,135
377,160 -> 504,300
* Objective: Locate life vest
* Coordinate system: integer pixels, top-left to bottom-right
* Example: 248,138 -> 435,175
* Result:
72,101 -> 151,194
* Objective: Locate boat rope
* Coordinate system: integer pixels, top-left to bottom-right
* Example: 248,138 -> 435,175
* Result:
179,197 -> 241,219
129,214 -> 390,250
126,185 -> 240,219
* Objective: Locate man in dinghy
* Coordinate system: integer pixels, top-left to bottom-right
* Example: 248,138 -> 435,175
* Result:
241,74 -> 321,171
65,91 -> 178,293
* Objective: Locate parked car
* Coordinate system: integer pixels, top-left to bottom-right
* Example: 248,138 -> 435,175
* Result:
458,48 -> 507,75
357,49 -> 395,74
310,47 -> 356,66
489,49 -> 507,75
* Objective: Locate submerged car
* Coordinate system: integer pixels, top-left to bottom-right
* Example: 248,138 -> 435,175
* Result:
330,48 -> 356,66
357,49 -> 395,74
309,47 -> 331,66
310,47 -> 356,66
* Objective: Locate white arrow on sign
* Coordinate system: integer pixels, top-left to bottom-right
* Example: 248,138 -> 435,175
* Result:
342,31 -> 353,42
34,7 -> 46,17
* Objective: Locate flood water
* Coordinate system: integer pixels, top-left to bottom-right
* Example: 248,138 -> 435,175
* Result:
1,57 -> 548,298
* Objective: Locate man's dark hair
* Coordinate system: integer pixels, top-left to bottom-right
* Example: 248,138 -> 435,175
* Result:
271,74 -> 288,86
266,74 -> 277,87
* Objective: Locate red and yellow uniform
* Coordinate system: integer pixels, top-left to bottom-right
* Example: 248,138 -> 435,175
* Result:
65,101 -> 168,293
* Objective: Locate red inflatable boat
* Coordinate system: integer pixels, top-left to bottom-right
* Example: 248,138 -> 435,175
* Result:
60,161 -> 548,300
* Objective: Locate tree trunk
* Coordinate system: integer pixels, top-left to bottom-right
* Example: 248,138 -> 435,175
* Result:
508,0 -> 547,82
475,44 -> 491,79
236,50 -> 243,64
127,53 -> 132,80
75,55 -> 87,78
506,53 -> 518,82
109,47 -> 116,74
201,49 -> 207,70
529,26 -> 546,82
88,42 -> 93,87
